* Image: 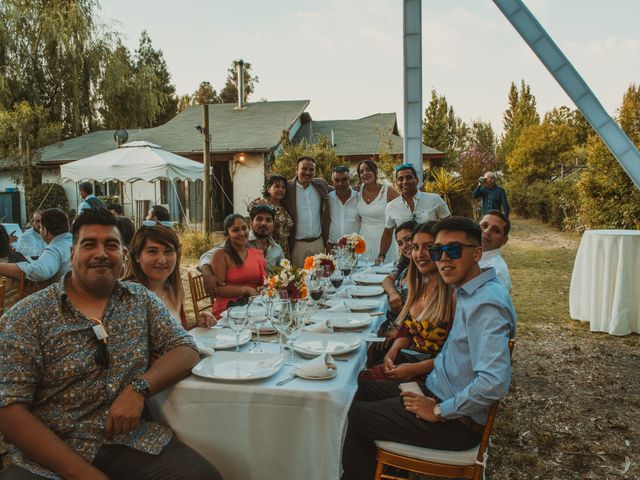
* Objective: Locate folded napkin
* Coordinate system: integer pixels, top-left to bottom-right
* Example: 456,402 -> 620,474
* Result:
195,341 -> 215,356
327,302 -> 350,313
303,319 -> 334,333
293,352 -> 337,379
360,266 -> 376,274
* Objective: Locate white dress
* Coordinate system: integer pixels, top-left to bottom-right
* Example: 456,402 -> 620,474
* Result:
357,184 -> 397,263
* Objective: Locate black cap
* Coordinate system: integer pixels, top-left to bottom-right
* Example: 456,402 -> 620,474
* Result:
250,203 -> 276,218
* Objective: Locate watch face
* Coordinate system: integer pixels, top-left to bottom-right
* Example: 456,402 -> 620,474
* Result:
132,378 -> 150,396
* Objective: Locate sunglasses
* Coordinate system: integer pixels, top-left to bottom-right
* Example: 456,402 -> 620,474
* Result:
428,243 -> 479,261
142,220 -> 174,228
95,339 -> 110,369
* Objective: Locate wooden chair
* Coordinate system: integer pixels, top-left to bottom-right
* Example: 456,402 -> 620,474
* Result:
188,271 -> 214,319
373,339 -> 515,480
18,271 -> 56,299
0,277 -> 6,317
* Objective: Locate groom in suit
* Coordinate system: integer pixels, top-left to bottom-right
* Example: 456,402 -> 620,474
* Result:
282,156 -> 333,267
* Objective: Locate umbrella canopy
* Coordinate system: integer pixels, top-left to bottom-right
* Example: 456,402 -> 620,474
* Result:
60,141 -> 203,183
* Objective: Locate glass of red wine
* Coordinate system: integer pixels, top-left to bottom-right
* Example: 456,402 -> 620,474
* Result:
330,269 -> 344,289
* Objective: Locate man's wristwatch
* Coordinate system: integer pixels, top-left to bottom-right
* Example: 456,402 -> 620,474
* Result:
131,377 -> 151,398
433,403 -> 442,418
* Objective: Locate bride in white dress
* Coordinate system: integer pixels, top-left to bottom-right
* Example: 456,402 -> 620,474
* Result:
356,160 -> 400,264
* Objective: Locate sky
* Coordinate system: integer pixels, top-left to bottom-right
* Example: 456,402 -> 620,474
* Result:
99,0 -> 640,136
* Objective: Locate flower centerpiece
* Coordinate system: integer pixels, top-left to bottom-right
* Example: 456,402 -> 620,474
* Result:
264,258 -> 309,301
337,233 -> 366,254
303,253 -> 336,275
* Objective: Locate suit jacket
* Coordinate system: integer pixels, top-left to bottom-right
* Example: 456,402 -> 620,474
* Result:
282,177 -> 333,253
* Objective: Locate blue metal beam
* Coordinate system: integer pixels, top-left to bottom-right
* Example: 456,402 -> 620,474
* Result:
403,0 -> 423,184
493,0 -> 640,190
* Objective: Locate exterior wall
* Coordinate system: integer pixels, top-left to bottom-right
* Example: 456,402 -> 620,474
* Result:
0,171 -> 27,224
231,153 -> 265,214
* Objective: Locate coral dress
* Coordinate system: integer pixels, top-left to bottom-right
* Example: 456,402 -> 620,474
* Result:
357,184 -> 396,263
212,248 -> 267,318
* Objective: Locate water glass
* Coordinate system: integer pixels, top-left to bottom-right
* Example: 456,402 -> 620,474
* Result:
247,295 -> 268,352
228,306 -> 249,352
270,298 -> 292,354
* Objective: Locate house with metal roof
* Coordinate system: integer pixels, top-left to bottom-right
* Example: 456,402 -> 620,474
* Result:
3,99 -> 443,226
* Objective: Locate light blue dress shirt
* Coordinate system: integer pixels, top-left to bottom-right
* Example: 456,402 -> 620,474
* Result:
17,232 -> 73,282
14,228 -> 47,258
427,267 -> 516,425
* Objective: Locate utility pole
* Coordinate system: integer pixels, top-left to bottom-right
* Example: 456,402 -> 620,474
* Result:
202,104 -> 212,233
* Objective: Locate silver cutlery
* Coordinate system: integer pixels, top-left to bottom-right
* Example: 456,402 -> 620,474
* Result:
276,375 -> 297,386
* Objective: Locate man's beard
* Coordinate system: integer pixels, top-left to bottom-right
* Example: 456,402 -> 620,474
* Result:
252,229 -> 269,239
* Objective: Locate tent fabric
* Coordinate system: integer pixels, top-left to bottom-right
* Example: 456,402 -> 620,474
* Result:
60,141 -> 203,183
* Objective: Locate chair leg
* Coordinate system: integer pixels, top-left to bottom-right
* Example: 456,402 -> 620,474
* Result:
374,460 -> 385,480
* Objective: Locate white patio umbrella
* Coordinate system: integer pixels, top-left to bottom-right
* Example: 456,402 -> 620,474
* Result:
60,140 -> 203,183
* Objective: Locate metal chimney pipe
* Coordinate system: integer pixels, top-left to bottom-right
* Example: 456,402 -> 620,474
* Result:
236,59 -> 245,109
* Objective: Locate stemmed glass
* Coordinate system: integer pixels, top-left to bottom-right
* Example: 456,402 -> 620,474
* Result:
270,298 -> 292,354
309,269 -> 323,307
247,295 -> 269,353
330,269 -> 344,290
282,302 -> 306,364
228,306 -> 249,352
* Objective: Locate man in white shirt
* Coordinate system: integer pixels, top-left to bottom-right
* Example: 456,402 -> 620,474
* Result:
14,211 -> 47,258
0,208 -> 73,283
479,209 -> 512,292
328,166 -> 360,249
377,164 -> 450,263
282,156 -> 333,267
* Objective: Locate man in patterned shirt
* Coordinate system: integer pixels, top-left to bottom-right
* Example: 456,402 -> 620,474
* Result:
0,209 -> 222,480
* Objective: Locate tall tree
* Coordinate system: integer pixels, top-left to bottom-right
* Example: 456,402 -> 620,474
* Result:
422,89 -> 468,164
135,31 -> 178,126
191,81 -> 220,105
218,60 -> 259,104
468,120 -> 496,155
497,80 -> 540,167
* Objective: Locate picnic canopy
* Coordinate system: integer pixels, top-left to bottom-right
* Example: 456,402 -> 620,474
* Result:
60,141 -> 203,183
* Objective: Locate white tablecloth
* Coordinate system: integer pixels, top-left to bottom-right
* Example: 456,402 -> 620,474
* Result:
149,296 -> 386,480
569,229 -> 640,335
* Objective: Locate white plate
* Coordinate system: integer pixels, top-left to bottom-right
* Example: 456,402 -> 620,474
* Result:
293,333 -> 362,357
326,298 -> 381,311
192,352 -> 284,381
249,321 -> 277,335
190,327 -> 252,351
295,365 -> 338,380
350,286 -> 385,298
374,264 -> 395,274
310,311 -> 373,329
352,273 -> 388,285
220,307 -> 268,322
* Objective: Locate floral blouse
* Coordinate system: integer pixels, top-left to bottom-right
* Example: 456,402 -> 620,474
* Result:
272,203 -> 294,257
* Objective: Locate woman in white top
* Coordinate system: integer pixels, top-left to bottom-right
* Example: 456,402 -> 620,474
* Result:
356,160 -> 399,263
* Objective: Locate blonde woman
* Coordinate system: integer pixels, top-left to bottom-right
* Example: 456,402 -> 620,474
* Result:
360,221 -> 455,382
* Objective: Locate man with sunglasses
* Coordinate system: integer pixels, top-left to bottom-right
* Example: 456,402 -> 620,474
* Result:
342,216 -> 515,480
376,164 -> 450,265
0,209 -> 221,480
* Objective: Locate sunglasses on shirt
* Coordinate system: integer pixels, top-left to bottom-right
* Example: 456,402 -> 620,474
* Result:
428,243 -> 479,261
142,220 -> 175,228
95,340 -> 110,369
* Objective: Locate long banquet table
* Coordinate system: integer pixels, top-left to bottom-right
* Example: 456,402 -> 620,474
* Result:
569,229 -> 640,335
149,292 -> 387,480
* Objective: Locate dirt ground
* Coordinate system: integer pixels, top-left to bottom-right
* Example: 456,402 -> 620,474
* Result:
183,219 -> 640,479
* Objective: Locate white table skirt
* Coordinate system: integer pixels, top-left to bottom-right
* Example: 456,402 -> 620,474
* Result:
569,229 -> 640,335
149,298 -> 386,480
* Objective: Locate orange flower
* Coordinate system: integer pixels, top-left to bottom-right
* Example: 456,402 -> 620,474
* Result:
354,239 -> 366,254
303,256 -> 315,270
300,286 -> 308,299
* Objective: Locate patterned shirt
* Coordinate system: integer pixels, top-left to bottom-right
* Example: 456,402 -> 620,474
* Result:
0,274 -> 197,479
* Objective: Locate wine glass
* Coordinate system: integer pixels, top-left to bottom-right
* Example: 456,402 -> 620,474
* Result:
247,295 -> 268,353
309,270 -> 323,305
282,302 -> 305,364
270,298 -> 292,354
228,306 -> 249,352
330,269 -> 344,290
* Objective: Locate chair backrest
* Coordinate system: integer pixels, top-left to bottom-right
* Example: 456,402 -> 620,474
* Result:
0,277 -> 6,317
18,271 -> 56,299
188,271 -> 213,319
471,339 -> 515,478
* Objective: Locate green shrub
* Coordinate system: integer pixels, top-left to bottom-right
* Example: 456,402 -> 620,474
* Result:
177,228 -> 224,260
26,183 -> 69,216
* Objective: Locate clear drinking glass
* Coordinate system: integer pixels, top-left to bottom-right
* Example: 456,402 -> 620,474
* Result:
247,295 -> 268,353
330,269 -> 344,290
270,298 -> 292,354
282,303 -> 305,363
228,306 -> 249,352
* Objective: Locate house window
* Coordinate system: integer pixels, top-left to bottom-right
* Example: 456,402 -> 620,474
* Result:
94,181 -> 121,197
160,180 -> 169,204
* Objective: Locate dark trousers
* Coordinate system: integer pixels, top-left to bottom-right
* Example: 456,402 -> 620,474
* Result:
0,437 -> 222,480
341,380 -> 480,480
